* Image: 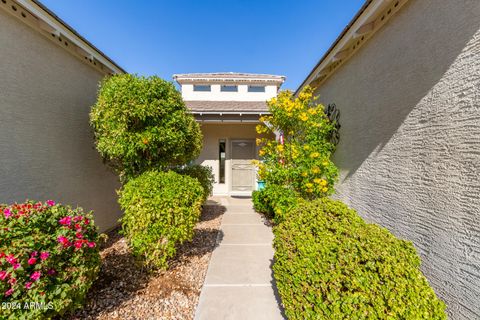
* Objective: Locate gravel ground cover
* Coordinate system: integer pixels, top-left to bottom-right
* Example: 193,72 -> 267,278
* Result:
66,203 -> 224,320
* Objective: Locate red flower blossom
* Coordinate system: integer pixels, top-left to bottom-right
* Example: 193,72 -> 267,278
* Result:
30,271 -> 41,281
40,252 -> 49,260
27,258 -> 37,265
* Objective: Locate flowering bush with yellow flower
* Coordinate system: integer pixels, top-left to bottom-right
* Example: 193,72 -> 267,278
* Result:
255,86 -> 338,198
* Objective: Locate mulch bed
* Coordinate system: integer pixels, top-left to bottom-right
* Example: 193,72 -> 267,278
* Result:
66,204 -> 224,320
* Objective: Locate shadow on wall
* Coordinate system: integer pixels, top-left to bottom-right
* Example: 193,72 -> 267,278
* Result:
323,0 -> 480,180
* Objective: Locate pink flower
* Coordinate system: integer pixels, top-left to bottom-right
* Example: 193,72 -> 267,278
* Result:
6,254 -> 17,265
30,271 -> 41,281
0,271 -> 8,281
25,282 -> 32,289
57,235 -> 71,247
47,269 -> 56,276
74,223 -> 82,231
12,263 -> 20,270
27,258 -> 37,265
30,251 -> 38,258
84,218 -> 90,226
46,200 -> 55,206
75,232 -> 83,239
40,252 -> 49,260
74,216 -> 83,222
3,208 -> 12,218
8,277 -> 16,285
59,216 -> 72,226
74,240 -> 83,249
5,288 -> 13,296
87,242 -> 96,248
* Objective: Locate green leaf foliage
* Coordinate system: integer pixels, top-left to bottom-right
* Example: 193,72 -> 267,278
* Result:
252,184 -> 298,223
118,170 -> 204,269
90,74 -> 202,181
0,201 -> 100,319
273,198 -> 447,319
255,87 -> 338,199
173,164 -> 214,203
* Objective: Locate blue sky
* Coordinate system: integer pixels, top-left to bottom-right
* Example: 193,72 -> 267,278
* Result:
40,0 -> 364,90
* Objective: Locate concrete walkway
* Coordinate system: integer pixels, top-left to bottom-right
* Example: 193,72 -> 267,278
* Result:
195,197 -> 285,320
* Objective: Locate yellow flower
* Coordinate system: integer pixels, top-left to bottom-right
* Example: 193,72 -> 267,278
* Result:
322,187 -> 328,193
255,125 -> 264,134
276,145 -> 284,152
256,138 -> 262,146
320,179 -> 327,186
299,113 -> 308,121
301,172 -> 308,177
322,161 -> 329,166
307,188 -> 313,193
314,178 -> 322,184
305,183 -> 313,188
307,108 -> 318,115
259,149 -> 265,156
312,167 -> 320,174
303,145 -> 310,151
310,152 -> 320,158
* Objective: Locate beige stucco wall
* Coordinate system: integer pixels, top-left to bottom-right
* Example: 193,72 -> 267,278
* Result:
196,123 -> 260,195
0,10 -> 121,231
312,0 -> 480,319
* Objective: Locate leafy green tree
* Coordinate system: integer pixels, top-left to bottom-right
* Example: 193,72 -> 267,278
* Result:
254,86 -> 338,198
90,74 -> 202,181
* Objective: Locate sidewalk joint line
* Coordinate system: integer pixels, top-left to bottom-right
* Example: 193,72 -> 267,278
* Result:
205,283 -> 271,287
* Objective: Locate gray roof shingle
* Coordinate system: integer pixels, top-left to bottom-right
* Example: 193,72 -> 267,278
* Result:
185,100 -> 269,113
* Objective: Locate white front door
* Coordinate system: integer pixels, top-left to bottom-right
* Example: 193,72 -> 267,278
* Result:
230,139 -> 256,194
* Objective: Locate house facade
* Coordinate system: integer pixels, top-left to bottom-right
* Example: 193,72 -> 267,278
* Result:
297,0 -> 480,319
0,0 -> 124,231
174,73 -> 285,196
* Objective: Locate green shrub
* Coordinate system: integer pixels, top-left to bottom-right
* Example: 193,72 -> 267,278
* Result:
90,74 -> 202,181
174,164 -> 214,203
254,87 -> 338,199
273,198 -> 447,319
118,170 -> 203,269
252,184 -> 298,223
0,200 -> 100,319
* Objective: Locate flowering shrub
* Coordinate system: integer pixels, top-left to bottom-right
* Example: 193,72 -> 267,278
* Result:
254,86 -> 338,199
118,170 -> 204,269
0,200 -> 100,319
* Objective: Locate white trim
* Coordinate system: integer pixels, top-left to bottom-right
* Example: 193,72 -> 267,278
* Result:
2,0 -> 123,74
298,0 -> 409,91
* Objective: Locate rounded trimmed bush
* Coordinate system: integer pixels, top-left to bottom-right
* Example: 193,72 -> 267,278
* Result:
118,170 -> 204,269
174,164 -> 214,203
90,74 -> 202,181
252,184 -> 298,223
273,198 -> 447,319
0,200 -> 100,319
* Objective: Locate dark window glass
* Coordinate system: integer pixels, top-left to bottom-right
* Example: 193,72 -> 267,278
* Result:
219,140 -> 226,184
193,85 -> 211,92
248,85 -> 265,92
221,85 -> 238,92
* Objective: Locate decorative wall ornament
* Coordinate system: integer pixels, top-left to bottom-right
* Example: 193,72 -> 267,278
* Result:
325,103 -> 341,146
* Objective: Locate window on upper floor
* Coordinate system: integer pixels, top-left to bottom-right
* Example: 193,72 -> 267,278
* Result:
193,85 -> 211,92
248,85 -> 265,92
221,85 -> 238,92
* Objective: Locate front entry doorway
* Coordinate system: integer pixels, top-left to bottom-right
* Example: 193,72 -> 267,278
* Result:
230,139 -> 256,194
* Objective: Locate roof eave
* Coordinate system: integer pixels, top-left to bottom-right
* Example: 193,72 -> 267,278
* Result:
296,0 -> 409,94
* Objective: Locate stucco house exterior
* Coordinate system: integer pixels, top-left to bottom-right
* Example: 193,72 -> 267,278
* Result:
0,0 -> 124,231
174,73 -> 285,196
297,0 -> 480,319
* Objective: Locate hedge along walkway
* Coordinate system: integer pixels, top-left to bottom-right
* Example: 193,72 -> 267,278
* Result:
195,197 -> 285,320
